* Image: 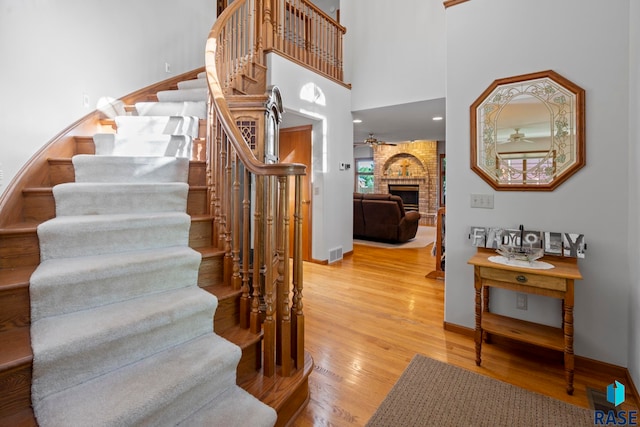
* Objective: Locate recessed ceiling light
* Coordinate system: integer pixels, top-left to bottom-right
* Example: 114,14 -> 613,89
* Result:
353,119 -> 362,123
432,116 -> 443,121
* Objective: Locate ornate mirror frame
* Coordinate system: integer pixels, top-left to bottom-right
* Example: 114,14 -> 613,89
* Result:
470,70 -> 585,191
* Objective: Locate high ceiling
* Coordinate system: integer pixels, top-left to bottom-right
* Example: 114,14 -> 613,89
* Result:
281,1 -> 447,146
352,98 -> 446,145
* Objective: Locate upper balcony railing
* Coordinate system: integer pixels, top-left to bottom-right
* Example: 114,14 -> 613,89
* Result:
261,0 -> 346,85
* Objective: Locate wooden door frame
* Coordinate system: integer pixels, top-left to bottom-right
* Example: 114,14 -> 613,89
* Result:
279,125 -> 313,262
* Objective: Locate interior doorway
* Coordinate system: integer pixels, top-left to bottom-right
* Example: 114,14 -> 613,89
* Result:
279,125 -> 312,262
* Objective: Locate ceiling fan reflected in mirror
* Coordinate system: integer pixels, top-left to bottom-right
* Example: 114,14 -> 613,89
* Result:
498,128 -> 535,144
355,133 -> 397,147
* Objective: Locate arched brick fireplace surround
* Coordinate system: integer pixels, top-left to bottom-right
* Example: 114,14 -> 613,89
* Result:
372,140 -> 439,225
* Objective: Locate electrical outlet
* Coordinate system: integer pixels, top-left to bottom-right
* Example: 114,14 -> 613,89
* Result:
82,93 -> 90,108
516,293 -> 528,310
165,62 -> 171,73
339,162 -> 345,171
470,193 -> 494,209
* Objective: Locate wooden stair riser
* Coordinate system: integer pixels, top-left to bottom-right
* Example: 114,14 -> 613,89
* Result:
187,188 -> 208,216
0,285 -> 30,332
188,161 -> 207,186
198,252 -> 224,288
214,294 -> 240,335
0,232 -> 39,269
74,136 -> 97,155
252,62 -> 267,82
47,159 -> 75,187
243,61 -> 267,95
236,341 -> 262,382
22,189 -> 55,223
189,217 -> 214,248
240,73 -> 265,95
0,362 -> 32,420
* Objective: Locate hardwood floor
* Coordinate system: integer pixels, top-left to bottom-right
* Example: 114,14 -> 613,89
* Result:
291,236 -> 638,426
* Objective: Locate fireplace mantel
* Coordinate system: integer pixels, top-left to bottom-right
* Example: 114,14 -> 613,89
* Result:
382,176 -> 428,182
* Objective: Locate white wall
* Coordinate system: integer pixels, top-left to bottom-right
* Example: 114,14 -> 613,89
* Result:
340,0 -> 446,111
445,0 -> 632,366
628,0 -> 640,388
267,53 -> 354,262
0,0 -> 216,195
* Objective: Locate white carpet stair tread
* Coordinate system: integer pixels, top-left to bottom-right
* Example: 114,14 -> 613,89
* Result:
53,182 -> 188,216
177,78 -> 208,90
197,71 -> 206,79
73,154 -> 189,183
179,385 -> 277,427
37,212 -> 190,261
93,133 -> 193,157
134,101 -> 207,119
156,87 -> 208,102
32,333 -> 242,427
114,115 -> 200,138
30,246 -> 202,321
31,286 -> 218,400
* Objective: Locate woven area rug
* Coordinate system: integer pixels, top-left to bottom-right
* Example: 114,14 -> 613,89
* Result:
354,226 -> 435,249
366,355 -> 594,427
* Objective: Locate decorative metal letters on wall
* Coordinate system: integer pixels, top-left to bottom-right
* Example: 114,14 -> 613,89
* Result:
469,226 -> 586,258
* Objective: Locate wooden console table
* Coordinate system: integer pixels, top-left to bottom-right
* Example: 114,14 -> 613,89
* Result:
467,248 -> 582,394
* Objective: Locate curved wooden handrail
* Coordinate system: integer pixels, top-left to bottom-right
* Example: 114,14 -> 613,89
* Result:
205,3 -> 306,178
443,0 -> 471,8
297,0 -> 345,34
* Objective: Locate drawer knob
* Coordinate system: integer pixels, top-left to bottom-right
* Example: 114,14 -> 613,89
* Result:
516,275 -> 528,283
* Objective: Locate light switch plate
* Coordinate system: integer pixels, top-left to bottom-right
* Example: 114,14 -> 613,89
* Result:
470,193 -> 494,209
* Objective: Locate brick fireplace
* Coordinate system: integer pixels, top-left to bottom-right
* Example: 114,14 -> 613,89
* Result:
372,140 -> 439,225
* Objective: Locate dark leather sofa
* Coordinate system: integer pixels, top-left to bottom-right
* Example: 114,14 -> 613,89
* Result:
353,193 -> 421,243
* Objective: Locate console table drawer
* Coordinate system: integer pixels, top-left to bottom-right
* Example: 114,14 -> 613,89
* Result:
479,266 -> 566,292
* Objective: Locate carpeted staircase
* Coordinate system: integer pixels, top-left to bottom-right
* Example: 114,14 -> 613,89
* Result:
28,84 -> 277,426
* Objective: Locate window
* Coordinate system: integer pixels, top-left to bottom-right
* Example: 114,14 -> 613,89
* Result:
355,158 -> 374,193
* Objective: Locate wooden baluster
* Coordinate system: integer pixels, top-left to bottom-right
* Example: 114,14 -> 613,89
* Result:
251,175 -> 264,334
320,18 -> 326,74
320,20 -> 329,74
206,96 -> 215,221
278,176 -> 292,376
263,176 -> 276,377
331,25 -> 337,79
222,135 -> 233,285
337,30 -> 344,81
212,117 -> 223,245
254,0 -> 263,62
291,175 -> 304,368
282,1 -> 295,56
248,0 -> 256,64
297,0 -> 304,64
311,12 -> 318,70
231,151 -> 242,290
240,167 -> 252,328
275,0 -> 283,51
